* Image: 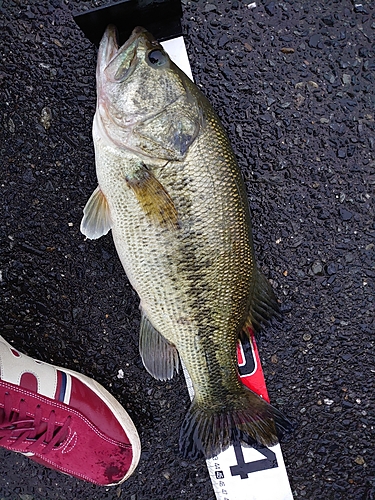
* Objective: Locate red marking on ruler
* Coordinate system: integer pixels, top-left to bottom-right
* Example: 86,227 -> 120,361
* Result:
236,329 -> 269,402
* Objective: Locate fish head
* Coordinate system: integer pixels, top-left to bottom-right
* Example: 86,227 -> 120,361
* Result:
96,25 -> 187,131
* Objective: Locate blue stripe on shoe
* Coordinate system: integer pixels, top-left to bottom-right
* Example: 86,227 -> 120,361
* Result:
58,371 -> 67,402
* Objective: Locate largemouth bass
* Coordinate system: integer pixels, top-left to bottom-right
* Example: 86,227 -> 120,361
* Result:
81,25 -> 292,459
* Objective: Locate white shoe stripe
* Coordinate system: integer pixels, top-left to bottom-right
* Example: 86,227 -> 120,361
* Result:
63,372 -> 72,404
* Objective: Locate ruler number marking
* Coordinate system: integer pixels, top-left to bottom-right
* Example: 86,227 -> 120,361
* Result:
238,338 -> 256,376
230,443 -> 278,479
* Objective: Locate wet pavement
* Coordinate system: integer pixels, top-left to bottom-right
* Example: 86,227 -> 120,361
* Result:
0,0 -> 374,498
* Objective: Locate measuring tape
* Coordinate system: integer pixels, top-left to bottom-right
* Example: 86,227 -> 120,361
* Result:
161,37 -> 294,500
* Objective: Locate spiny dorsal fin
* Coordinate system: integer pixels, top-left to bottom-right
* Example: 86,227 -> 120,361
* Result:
126,165 -> 179,230
139,310 -> 179,381
241,267 -> 280,339
80,186 -> 112,240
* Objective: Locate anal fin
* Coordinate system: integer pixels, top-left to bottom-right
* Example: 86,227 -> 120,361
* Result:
139,311 -> 179,381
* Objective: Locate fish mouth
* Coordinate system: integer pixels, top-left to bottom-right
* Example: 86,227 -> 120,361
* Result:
97,25 -> 157,82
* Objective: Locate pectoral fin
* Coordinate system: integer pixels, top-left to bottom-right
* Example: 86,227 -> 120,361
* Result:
126,165 -> 178,230
80,186 -> 112,240
139,311 -> 179,381
241,267 -> 280,339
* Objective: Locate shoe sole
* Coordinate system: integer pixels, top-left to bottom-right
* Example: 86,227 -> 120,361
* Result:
0,336 -> 141,484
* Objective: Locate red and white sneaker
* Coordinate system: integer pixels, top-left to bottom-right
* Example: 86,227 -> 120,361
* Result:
0,335 -> 141,486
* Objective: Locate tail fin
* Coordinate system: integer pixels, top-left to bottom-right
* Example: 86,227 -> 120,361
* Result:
179,387 -> 293,460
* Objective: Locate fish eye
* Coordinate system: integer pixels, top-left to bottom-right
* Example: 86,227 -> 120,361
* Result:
147,49 -> 168,68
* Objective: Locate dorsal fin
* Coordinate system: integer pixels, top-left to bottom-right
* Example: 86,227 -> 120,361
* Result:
241,267 -> 280,340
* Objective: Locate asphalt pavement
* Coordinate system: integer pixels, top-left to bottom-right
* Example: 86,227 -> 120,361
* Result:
0,0 -> 374,499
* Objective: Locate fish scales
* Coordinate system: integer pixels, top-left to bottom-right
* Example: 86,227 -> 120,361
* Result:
81,25 -> 293,459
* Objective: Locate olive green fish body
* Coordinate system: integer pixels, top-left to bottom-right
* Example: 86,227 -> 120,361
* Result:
81,26 -> 292,458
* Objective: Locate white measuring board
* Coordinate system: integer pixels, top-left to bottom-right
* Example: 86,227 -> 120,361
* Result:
161,37 -> 294,500
162,37 -> 194,81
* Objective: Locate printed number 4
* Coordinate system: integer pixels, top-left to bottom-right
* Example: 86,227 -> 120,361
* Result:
230,443 -> 278,479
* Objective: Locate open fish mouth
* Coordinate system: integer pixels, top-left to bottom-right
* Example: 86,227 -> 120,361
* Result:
97,25 -> 158,82
96,25 -> 119,75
